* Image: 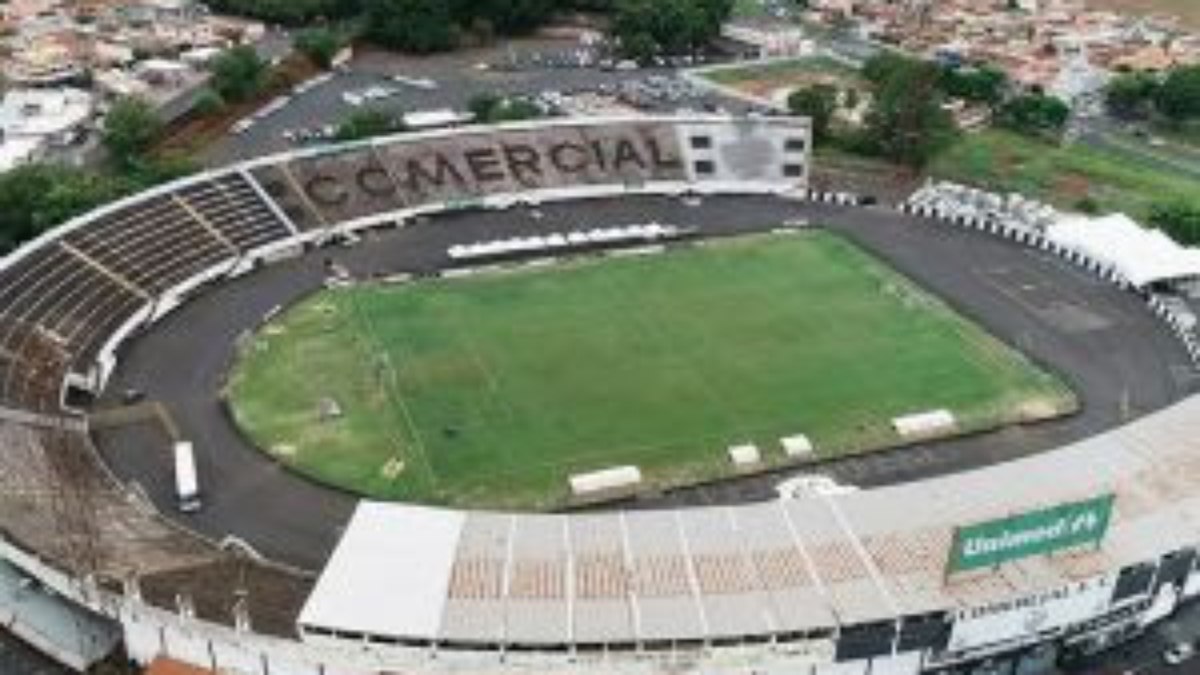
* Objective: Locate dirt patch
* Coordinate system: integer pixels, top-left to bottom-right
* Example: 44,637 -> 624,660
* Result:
1053,172 -> 1092,201
154,54 -> 321,158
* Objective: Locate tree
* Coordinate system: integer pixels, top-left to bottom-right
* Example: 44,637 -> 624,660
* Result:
939,65 -> 1007,106
0,164 -> 130,252
996,93 -> 1070,137
862,52 -> 913,86
468,93 -> 543,123
467,93 -> 501,121
1104,71 -> 1159,120
1150,201 -> 1200,245
1155,64 -> 1200,122
335,108 -> 405,141
469,0 -> 557,35
787,84 -> 839,143
609,0 -> 731,60
193,88 -> 227,117
861,56 -> 957,167
695,0 -> 735,36
294,28 -> 343,69
102,97 -> 163,169
364,0 -> 458,53
210,45 -> 267,103
489,98 -> 542,122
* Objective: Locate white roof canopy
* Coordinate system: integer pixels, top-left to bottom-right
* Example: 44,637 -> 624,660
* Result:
296,396 -> 1200,647
299,502 -> 464,639
1047,213 -> 1200,288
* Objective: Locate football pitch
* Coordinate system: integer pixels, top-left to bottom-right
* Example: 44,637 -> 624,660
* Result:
226,231 -> 1075,508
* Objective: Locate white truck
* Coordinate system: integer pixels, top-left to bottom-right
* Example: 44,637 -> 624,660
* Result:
173,441 -> 201,513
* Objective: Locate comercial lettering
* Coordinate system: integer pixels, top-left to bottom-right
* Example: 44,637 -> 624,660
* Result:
297,128 -> 689,209
356,161 -> 396,198
305,174 -> 347,207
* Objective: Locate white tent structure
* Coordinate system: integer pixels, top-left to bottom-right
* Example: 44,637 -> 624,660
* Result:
1046,213 -> 1200,289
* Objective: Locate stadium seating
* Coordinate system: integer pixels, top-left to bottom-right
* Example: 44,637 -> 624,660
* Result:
0,172 -> 292,408
58,176 -> 289,297
172,174 -> 294,253
0,244 -> 146,406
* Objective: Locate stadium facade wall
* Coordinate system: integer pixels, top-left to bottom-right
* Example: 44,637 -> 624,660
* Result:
2,544 -> 1192,675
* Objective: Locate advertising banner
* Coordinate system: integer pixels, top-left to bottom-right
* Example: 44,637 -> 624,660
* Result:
947,494 -> 1115,574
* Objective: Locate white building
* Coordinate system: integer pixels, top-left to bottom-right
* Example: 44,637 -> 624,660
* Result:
0,88 -> 94,173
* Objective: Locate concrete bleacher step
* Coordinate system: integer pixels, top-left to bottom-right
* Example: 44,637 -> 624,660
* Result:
88,400 -> 179,440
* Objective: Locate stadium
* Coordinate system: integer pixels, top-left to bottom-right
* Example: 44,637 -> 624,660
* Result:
0,114 -> 1199,675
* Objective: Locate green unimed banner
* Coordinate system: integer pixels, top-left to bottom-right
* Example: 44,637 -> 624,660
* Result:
948,493 -> 1116,574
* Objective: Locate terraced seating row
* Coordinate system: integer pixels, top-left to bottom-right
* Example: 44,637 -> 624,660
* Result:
0,172 -> 291,409
0,244 -> 146,406
173,173 -> 294,253
61,197 -> 233,297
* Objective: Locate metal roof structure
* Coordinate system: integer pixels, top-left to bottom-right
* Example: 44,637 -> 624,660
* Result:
1048,213 -> 1200,288
300,395 -> 1200,647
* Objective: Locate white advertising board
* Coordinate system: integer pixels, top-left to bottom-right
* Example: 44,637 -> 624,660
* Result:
948,574 -> 1114,652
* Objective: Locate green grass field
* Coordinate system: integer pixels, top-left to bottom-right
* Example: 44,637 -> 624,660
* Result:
227,231 -> 1074,509
930,129 -> 1200,220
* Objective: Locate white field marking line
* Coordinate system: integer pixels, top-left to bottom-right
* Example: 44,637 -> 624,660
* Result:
384,282 -> 732,482
443,413 -> 820,483
440,305 -> 523,469
874,255 -> 1049,404
442,254 -> 806,475
967,270 -> 1084,400
430,269 -> 644,469
404,251 -> 827,480
929,282 -> 1069,408
589,252 -> 750,441
444,305 -> 518,421
634,243 -> 810,437
353,295 -> 443,491
916,270 -> 1028,374
341,290 -> 440,491
745,237 -> 1012,437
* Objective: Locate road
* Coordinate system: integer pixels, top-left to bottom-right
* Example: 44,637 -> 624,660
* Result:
1072,115 -> 1200,182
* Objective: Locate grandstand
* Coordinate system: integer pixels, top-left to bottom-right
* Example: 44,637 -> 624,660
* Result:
0,115 -> 1197,675
298,393 -> 1200,652
0,170 -> 295,408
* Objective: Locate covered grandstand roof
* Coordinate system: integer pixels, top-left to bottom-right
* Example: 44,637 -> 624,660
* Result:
299,504 -> 464,640
1047,213 -> 1200,288
299,396 -> 1200,647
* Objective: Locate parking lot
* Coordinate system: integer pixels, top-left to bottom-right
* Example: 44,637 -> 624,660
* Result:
207,36 -> 756,166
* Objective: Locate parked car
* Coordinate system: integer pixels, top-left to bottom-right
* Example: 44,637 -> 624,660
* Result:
1164,641 -> 1195,665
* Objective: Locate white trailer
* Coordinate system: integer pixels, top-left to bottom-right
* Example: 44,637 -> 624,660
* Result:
173,441 -> 201,513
